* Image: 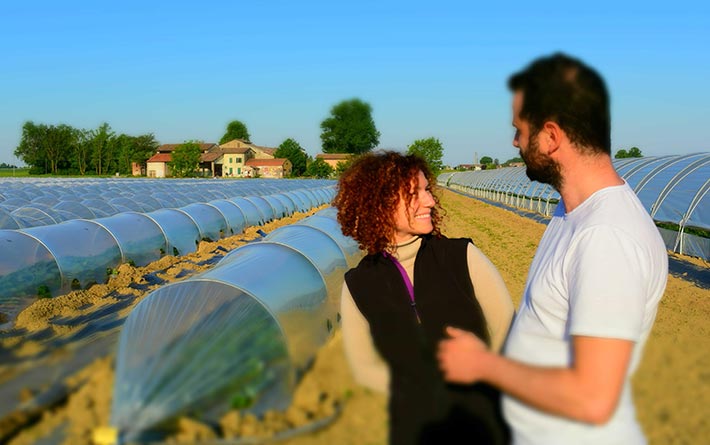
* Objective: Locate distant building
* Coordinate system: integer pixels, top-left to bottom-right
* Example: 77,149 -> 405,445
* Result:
216,139 -> 277,177
146,143 -> 219,178
146,153 -> 173,178
144,140 -> 283,178
131,162 -> 144,176
455,163 -> 483,171
316,153 -> 353,170
245,158 -> 292,178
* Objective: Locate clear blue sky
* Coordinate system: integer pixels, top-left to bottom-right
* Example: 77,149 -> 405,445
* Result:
1,1 -> 708,167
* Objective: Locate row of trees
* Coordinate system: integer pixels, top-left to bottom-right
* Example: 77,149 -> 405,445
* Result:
13,97 -> 446,177
14,121 -> 159,175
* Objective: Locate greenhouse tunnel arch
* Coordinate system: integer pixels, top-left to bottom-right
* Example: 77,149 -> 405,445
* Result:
110,208 -> 361,441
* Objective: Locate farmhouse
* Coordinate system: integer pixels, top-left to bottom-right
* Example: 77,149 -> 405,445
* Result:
146,143 -> 219,178
144,140 -> 285,178
244,158 -> 293,178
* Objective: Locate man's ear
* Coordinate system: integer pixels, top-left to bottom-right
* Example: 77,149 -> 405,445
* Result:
542,121 -> 563,155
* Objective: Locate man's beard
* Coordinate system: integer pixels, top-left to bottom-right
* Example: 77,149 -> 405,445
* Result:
521,135 -> 563,190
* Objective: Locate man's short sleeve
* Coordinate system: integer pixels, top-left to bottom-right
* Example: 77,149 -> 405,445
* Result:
566,226 -> 647,341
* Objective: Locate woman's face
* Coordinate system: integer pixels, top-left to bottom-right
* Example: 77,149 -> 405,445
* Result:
393,170 -> 436,244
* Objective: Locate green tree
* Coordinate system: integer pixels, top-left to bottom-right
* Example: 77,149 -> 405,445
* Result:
220,120 -> 250,144
89,123 -> 115,175
131,133 -> 160,175
503,156 -> 523,166
114,134 -> 134,175
320,98 -> 380,154
42,124 -> 74,174
628,146 -> 643,158
274,138 -> 308,176
14,122 -> 75,174
614,149 -> 629,158
15,121 -> 48,173
71,128 -> 93,175
407,137 -> 444,176
169,141 -> 202,177
480,156 -> 493,165
305,157 -> 334,178
112,133 -> 159,175
335,156 -> 355,176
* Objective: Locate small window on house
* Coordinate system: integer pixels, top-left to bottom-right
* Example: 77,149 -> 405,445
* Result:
236,157 -> 242,163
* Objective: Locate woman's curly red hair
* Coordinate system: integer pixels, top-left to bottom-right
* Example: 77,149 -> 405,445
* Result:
332,150 -> 442,254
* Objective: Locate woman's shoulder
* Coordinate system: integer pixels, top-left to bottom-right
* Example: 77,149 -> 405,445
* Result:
422,234 -> 473,249
345,252 -> 385,277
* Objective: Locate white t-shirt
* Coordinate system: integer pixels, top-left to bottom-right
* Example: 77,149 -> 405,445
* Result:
503,182 -> 668,445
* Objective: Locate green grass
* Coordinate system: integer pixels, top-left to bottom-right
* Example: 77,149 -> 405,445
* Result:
0,168 -> 30,177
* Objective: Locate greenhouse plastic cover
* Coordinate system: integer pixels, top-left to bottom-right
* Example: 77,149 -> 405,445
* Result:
439,153 -> 710,259
0,178 -> 337,324
0,178 -> 335,230
111,208 -> 361,441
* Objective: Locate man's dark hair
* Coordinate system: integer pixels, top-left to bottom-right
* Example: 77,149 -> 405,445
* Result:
508,52 -> 611,155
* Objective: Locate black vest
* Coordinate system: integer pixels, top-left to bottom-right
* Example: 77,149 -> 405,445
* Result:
345,235 -> 509,445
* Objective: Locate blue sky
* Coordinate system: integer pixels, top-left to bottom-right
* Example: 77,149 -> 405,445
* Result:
1,1 -> 708,167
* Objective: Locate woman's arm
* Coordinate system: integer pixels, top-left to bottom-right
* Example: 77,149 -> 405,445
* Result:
466,243 -> 515,352
340,282 -> 390,394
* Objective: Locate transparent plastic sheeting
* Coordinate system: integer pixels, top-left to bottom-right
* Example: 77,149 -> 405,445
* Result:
0,178 -> 335,229
111,209 -> 362,442
439,153 -> 710,260
0,180 -> 336,321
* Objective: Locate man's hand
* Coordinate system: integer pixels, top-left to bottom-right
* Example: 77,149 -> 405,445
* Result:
437,326 -> 490,384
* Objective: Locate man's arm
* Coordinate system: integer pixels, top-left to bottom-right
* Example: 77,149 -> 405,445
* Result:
437,327 -> 633,424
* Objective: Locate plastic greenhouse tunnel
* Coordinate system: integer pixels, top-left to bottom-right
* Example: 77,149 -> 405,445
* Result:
439,153 -> 710,261
109,208 -> 362,443
0,178 -> 337,327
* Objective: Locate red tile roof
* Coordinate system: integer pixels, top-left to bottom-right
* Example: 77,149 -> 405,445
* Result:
201,152 -> 222,162
147,153 -> 172,162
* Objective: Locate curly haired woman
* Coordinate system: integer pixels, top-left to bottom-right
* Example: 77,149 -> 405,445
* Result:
332,150 -> 514,445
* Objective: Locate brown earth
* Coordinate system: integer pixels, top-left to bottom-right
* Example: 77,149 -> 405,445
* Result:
1,190 -> 708,445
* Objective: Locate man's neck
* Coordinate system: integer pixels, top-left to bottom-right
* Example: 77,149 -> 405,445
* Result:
558,152 -> 624,213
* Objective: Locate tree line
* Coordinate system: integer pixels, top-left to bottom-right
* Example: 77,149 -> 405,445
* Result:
12,97 -> 448,178
14,121 -> 159,176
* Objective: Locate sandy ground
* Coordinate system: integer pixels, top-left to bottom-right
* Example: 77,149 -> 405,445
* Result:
1,190 -> 708,445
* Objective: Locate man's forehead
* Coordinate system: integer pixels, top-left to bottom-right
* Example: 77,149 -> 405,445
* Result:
513,91 -> 524,111
512,91 -> 525,124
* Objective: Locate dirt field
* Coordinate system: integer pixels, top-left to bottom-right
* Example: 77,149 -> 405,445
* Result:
1,189 -> 708,445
